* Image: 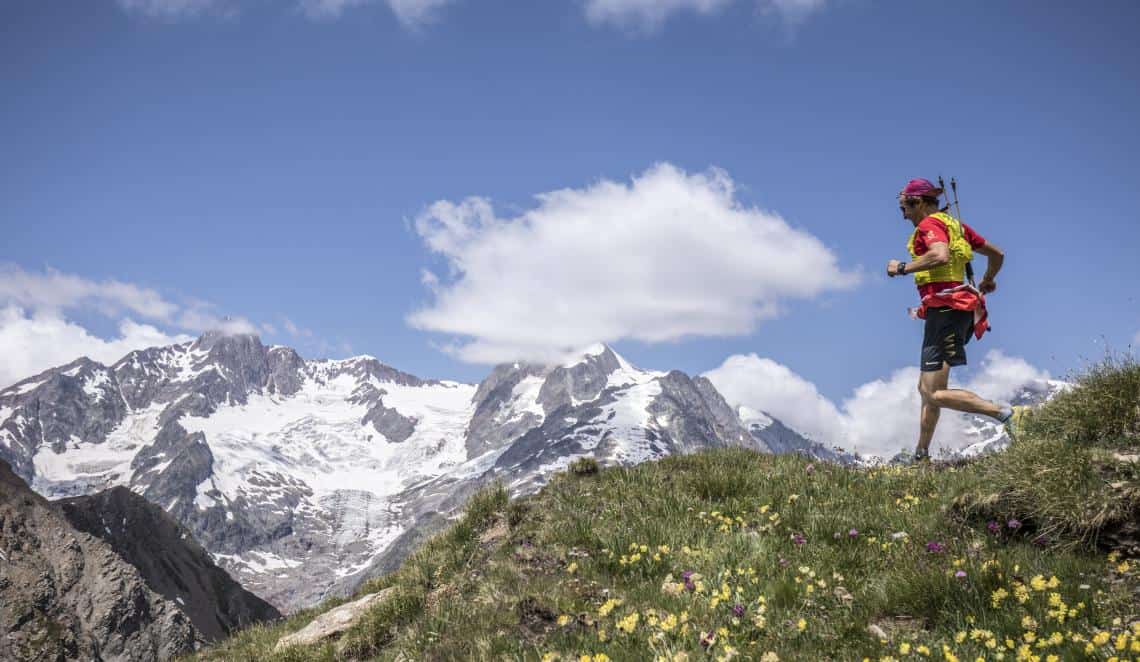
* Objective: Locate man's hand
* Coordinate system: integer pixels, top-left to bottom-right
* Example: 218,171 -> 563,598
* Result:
979,278 -> 997,294
887,259 -> 903,277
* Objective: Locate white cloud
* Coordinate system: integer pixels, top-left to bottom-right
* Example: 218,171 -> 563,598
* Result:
117,0 -> 451,25
383,0 -> 451,25
704,349 -> 1052,459
114,0 -> 830,29
116,0 -> 233,19
583,0 -> 733,30
0,306 -> 192,389
703,354 -> 847,444
584,0 -> 828,30
0,265 -> 261,388
175,306 -> 258,335
282,318 -> 314,338
0,265 -> 179,321
408,163 -> 859,364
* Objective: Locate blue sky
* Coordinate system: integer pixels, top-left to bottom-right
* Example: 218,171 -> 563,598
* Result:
2,0 -> 1138,420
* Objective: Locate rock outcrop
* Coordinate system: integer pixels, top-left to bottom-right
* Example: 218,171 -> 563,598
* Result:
0,460 -> 197,661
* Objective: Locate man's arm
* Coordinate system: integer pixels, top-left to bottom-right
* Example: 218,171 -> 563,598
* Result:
887,242 -> 949,277
974,240 -> 1004,293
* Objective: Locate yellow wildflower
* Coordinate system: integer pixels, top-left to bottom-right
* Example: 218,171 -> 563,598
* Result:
616,612 -> 639,634
567,562 -> 578,574
598,598 -> 623,617
797,618 -> 807,632
557,614 -> 572,626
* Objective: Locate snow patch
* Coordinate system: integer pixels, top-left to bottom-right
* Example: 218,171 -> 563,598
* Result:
6,378 -> 47,396
31,403 -> 165,498
82,370 -> 111,403
737,405 -> 774,430
499,375 -> 545,424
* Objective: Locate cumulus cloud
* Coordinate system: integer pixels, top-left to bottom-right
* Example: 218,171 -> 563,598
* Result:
704,350 -> 1052,459
0,265 -> 259,389
0,265 -> 179,321
0,306 -> 193,389
584,0 -> 829,30
408,163 -> 859,364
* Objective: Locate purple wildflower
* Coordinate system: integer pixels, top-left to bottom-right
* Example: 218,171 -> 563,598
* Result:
684,579 -> 696,592
955,570 -> 967,579
778,557 -> 790,568
848,528 -> 859,538
987,521 -> 1001,534
792,533 -> 806,545
700,631 -> 716,648
732,603 -> 745,618
682,570 -> 694,581
1007,518 -> 1022,530
925,541 -> 946,554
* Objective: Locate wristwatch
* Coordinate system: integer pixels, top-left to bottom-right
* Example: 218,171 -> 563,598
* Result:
895,262 -> 907,276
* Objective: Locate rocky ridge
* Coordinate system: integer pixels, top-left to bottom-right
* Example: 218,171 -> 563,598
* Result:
0,333 -> 846,612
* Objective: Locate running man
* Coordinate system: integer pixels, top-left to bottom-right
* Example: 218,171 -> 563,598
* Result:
887,178 -> 1016,463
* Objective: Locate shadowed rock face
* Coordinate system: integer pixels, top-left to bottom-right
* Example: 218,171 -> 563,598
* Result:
0,459 -> 198,662
57,486 -> 281,642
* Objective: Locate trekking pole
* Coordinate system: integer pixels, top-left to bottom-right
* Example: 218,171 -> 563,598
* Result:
950,177 -> 963,220
949,177 -> 977,287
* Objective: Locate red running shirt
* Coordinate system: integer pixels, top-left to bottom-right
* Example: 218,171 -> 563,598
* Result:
911,215 -> 987,298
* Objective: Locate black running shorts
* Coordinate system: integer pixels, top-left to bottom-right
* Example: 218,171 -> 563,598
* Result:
920,307 -> 974,372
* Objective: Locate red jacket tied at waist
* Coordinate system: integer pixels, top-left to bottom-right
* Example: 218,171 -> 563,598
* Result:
908,283 -> 991,340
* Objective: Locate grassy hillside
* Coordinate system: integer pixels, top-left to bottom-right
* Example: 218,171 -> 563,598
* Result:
194,358 -> 1139,661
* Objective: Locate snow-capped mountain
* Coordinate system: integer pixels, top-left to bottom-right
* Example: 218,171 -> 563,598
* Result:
952,379 -> 1070,459
1,334 -> 832,612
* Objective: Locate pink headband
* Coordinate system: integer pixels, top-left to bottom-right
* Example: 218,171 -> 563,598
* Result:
900,178 -> 944,198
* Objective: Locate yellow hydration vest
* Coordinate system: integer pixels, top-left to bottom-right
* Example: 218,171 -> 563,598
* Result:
906,211 -> 973,286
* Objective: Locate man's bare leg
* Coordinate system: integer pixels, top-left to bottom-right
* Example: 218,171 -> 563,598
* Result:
916,363 -> 1006,456
916,364 -> 949,457
918,401 -> 941,457
920,371 -> 1003,418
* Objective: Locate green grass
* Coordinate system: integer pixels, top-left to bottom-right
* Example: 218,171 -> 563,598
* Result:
192,359 -> 1139,662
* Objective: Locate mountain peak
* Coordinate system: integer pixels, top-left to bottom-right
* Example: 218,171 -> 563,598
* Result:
558,342 -> 625,370
192,329 -> 263,352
